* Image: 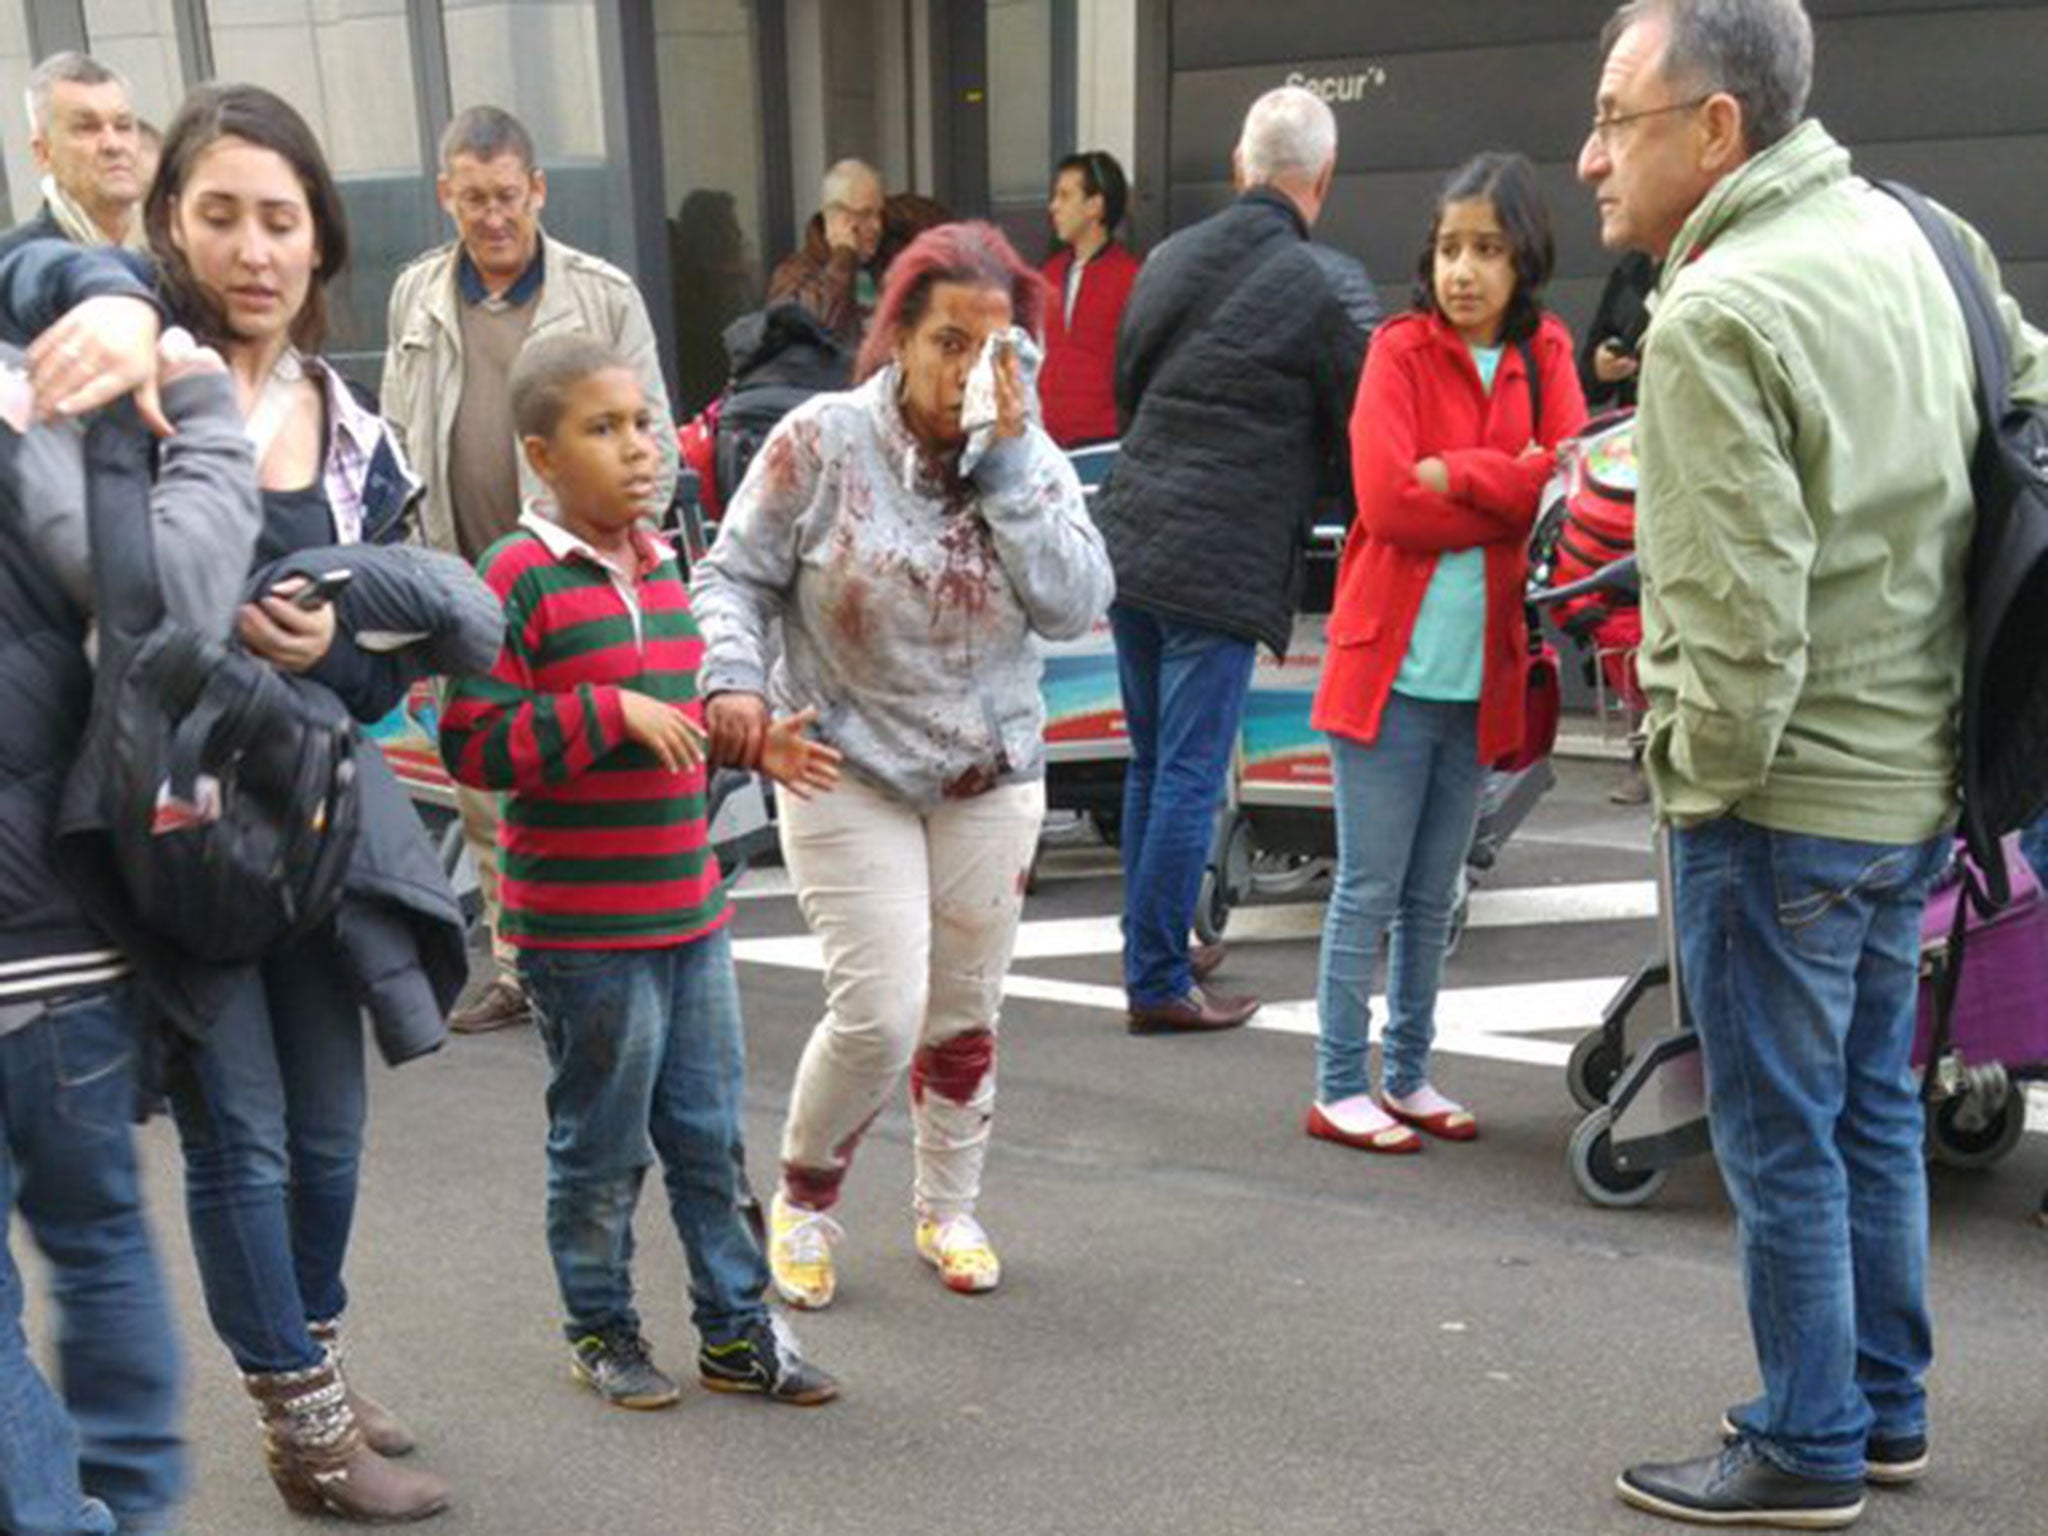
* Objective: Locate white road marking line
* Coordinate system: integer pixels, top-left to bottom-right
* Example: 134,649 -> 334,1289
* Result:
732,931 -> 1615,1071
734,877 -> 2048,1134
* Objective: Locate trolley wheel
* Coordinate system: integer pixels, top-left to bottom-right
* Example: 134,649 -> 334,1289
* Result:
1194,812 -> 1252,945
1925,1085 -> 2026,1170
1566,1029 -> 1627,1113
1092,808 -> 1122,848
1568,1108 -> 1669,1209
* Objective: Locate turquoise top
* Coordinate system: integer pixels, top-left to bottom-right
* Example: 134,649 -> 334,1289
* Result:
1393,342 -> 1499,702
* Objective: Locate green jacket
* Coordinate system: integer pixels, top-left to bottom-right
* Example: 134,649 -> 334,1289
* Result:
1636,120 -> 2048,842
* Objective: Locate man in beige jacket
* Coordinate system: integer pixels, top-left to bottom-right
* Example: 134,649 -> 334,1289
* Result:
385,104 -> 677,1032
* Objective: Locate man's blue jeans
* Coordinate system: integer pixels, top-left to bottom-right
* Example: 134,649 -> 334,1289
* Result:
1673,817 -> 1949,1482
519,928 -> 769,1348
1110,604 -> 1257,1006
2019,813 -> 2048,885
1315,694 -> 1482,1102
1,985 -> 182,1536
169,932 -> 365,1376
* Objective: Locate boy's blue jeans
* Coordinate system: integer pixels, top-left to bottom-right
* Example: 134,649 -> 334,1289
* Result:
1110,604 -> 1257,1006
1,985 -> 183,1536
519,927 -> 769,1348
1672,817 -> 1949,1482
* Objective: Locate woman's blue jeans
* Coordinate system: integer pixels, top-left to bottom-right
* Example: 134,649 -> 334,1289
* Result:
169,931 -> 366,1376
1673,817 -> 1948,1482
1315,692 -> 1482,1102
519,928 -> 769,1348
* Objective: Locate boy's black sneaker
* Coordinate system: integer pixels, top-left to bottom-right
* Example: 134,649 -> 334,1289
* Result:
698,1314 -> 839,1406
570,1326 -> 681,1410
1619,1441 -> 1864,1529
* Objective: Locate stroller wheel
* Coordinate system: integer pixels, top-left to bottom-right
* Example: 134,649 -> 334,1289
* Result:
1925,1084 -> 2026,1170
1566,1029 -> 1626,1112
1568,1108 -> 1669,1209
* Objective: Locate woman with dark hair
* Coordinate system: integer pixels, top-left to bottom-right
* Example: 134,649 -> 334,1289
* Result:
1039,149 -> 1139,447
21,83 -> 453,1522
693,221 -> 1113,1307
1306,151 -> 1586,1154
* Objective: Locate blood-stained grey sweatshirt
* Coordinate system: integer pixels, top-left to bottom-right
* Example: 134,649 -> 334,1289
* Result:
692,366 -> 1113,806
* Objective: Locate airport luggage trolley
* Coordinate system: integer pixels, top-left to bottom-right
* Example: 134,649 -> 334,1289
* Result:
1196,525 -> 1557,946
1564,832 -> 2048,1208
1038,442 -> 1134,844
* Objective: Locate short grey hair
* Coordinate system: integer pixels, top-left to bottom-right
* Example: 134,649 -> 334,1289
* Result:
1234,86 -> 1338,183
25,51 -> 129,137
821,158 -> 881,209
1604,0 -> 1814,152
439,104 -> 537,173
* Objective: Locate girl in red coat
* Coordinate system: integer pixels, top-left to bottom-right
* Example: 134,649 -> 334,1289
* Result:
1306,152 -> 1586,1154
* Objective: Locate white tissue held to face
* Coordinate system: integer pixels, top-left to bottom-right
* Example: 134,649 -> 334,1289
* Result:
958,325 -> 1042,476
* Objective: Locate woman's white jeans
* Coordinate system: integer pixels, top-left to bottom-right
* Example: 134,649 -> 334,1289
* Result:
775,772 -> 1044,1222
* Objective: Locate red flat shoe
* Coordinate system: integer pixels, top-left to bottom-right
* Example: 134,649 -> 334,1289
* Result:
1381,1094 -> 1479,1142
1305,1101 -> 1423,1155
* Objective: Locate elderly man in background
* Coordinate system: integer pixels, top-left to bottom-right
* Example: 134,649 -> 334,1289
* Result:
767,158 -> 888,350
1093,85 -> 1368,1035
0,52 -> 143,259
385,103 -> 676,1034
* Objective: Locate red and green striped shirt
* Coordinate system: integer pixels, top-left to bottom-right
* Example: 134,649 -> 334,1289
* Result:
439,513 -> 730,950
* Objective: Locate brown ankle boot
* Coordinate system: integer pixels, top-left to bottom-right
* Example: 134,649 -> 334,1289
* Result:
243,1360 -> 450,1523
308,1316 -> 416,1457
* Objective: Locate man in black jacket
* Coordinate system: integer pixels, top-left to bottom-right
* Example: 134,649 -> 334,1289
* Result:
0,254 -> 259,1536
1096,85 -> 1368,1033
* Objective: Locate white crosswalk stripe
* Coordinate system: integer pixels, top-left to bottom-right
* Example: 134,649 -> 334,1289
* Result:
731,860 -> 2048,1136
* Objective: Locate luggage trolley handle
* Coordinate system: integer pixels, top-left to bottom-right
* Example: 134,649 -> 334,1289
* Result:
1527,553 -> 1640,611
1603,821 -> 1713,1174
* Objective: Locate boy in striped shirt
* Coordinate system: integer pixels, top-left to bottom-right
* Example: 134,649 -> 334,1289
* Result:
441,334 -> 841,1411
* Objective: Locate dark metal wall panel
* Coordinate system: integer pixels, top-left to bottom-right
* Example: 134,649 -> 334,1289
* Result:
1152,3 -> 2048,346
1170,0 -> 2045,69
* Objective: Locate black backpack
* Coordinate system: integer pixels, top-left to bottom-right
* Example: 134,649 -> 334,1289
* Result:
54,404 -> 359,1024
1880,182 -> 2048,907
712,301 -> 851,504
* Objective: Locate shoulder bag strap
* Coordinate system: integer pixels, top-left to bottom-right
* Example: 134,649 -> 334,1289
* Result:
80,400 -> 168,656
1515,337 -> 1543,439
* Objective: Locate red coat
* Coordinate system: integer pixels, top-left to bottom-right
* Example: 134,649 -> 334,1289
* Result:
1312,310 -> 1588,761
1038,241 -> 1139,447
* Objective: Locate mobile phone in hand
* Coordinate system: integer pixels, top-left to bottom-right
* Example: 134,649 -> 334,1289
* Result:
283,568 -> 353,611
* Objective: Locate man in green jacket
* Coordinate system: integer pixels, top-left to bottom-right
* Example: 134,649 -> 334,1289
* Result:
1580,1 -> 2048,1528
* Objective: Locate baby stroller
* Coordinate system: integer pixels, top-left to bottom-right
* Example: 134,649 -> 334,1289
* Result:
1527,410 -> 1646,732
1530,415 -> 2048,1206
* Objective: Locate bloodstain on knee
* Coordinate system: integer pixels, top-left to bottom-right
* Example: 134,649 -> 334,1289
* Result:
911,1028 -> 996,1106
780,1162 -> 847,1211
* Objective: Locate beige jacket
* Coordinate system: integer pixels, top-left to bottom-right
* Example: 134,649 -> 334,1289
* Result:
382,230 -> 678,556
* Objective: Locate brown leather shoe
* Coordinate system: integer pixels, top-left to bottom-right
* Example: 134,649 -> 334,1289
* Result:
1190,942 -> 1227,984
448,977 -> 529,1035
1127,985 -> 1259,1035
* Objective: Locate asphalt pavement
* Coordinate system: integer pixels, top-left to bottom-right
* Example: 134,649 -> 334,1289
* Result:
21,758 -> 2048,1535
